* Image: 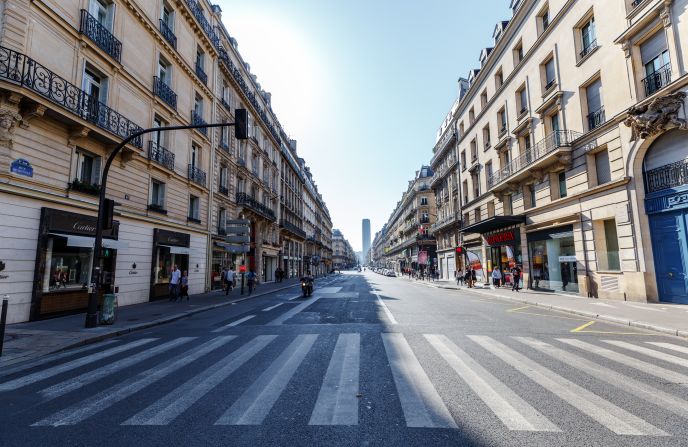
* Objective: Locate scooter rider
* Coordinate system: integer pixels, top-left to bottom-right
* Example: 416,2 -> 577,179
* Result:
301,270 -> 314,296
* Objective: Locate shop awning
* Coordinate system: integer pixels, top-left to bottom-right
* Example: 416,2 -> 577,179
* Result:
159,244 -> 190,255
49,233 -> 128,250
461,215 -> 526,234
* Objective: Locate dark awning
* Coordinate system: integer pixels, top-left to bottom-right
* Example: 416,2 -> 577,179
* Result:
461,215 -> 525,234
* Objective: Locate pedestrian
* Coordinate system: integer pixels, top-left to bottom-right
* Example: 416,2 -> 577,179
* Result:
169,264 -> 181,301
511,265 -> 521,292
471,268 -> 477,288
464,268 -> 472,288
246,269 -> 257,295
180,271 -> 189,301
225,265 -> 236,295
492,267 -> 502,288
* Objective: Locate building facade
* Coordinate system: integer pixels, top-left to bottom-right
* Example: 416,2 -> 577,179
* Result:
332,229 -> 356,270
362,218 -> 371,262
373,167 -> 437,274
0,0 -> 332,323
433,0 -> 688,302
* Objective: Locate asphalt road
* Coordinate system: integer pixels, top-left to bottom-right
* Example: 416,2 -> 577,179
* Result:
2,271 -> 688,446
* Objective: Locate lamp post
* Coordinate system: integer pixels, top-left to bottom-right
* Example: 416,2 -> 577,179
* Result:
84,109 -> 249,328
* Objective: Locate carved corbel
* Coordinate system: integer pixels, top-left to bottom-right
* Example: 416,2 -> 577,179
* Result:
19,103 -> 47,129
68,126 -> 90,146
529,168 -> 546,184
661,0 -> 673,27
556,153 -> 573,169
0,108 -> 24,149
621,40 -> 631,58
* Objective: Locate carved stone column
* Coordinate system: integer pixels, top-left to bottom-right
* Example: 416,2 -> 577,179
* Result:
0,92 -> 23,178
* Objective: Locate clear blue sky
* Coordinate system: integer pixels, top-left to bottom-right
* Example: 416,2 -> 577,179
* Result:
216,0 -> 509,251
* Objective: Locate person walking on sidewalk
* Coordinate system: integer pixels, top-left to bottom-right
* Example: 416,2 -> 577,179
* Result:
179,271 -> 189,301
169,264 -> 181,301
246,269 -> 257,295
225,265 -> 235,295
492,267 -> 502,288
511,265 -> 522,292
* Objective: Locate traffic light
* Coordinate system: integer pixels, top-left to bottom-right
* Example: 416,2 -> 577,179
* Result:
455,246 -> 463,254
235,108 -> 248,140
102,198 -> 115,230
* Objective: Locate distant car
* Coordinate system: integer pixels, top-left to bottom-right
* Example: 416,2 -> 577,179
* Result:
385,270 -> 396,277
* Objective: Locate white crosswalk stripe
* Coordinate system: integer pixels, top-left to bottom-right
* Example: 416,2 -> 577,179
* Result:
426,334 -> 559,432
0,338 -> 156,392
603,340 -> 688,368
382,333 -> 457,429
212,315 -> 256,332
309,333 -> 360,426
123,335 -> 276,426
32,336 -> 236,426
646,342 -> 688,355
557,339 -> 688,385
39,337 -> 195,400
469,335 -> 667,436
215,334 -> 318,425
516,337 -> 688,420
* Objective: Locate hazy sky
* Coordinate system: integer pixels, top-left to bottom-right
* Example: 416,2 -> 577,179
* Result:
216,0 -> 509,251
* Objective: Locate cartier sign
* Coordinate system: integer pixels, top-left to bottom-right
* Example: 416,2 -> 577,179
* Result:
154,228 -> 190,247
43,208 -> 118,238
486,230 -> 516,246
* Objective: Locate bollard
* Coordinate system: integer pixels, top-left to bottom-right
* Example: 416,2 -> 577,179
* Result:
0,296 -> 8,357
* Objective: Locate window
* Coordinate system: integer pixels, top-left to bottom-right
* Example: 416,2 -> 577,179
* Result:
585,78 -> 604,130
194,94 -> 203,117
481,90 -> 488,109
498,108 -> 507,134
485,160 -> 493,185
517,85 -> 528,115
487,201 -> 495,217
161,3 -> 174,29
420,197 -> 428,206
219,165 -> 228,189
196,48 -> 204,70
513,40 -> 524,65
89,0 -> 113,29
460,150 -> 467,169
188,195 -> 200,220
222,81 -> 231,106
157,56 -> 171,85
504,194 -> 513,215
75,149 -> 101,185
152,115 -> 167,147
463,212 -> 470,225
596,219 -> 620,271
218,207 -> 227,231
190,144 -> 198,169
543,57 -> 556,92
483,125 -> 491,148
558,171 -> 567,198
540,7 -> 550,33
474,208 -> 481,223
221,122 -> 229,148
580,16 -> 597,58
462,180 -> 469,203
470,139 -> 478,161
83,65 -> 108,104
151,179 -> 166,207
595,149 -> 611,184
237,177 -> 245,194
472,172 -> 480,198
495,68 -> 504,89
469,107 -> 475,124
641,31 -> 671,96
526,184 -> 536,209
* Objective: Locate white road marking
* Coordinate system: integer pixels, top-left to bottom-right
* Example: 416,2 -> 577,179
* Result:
0,338 -> 156,392
647,342 -> 688,355
603,340 -> 688,368
426,334 -> 559,432
215,334 -> 318,425
309,333 -> 360,426
123,335 -> 276,425
516,337 -> 688,420
212,315 -> 256,332
589,302 -> 616,308
32,336 -> 236,426
628,305 -> 664,312
375,294 -> 398,325
317,287 -> 343,294
382,333 -> 457,429
39,338 -> 194,400
267,297 -> 321,325
287,295 -> 302,301
558,339 -> 688,385
262,303 -> 284,312
469,336 -> 667,436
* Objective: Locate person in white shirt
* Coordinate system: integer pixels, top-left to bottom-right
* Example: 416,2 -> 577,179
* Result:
169,264 -> 181,301
491,267 -> 502,288
225,265 -> 236,295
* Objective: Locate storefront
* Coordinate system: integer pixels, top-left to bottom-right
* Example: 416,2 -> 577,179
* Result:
527,225 -> 579,293
150,229 -> 190,300
211,241 -> 239,290
31,208 -> 123,320
485,227 -> 523,287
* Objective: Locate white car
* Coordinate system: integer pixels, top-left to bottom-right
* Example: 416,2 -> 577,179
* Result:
385,270 -> 396,277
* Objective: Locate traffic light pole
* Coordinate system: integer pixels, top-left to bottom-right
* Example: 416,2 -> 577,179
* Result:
85,111 -> 249,328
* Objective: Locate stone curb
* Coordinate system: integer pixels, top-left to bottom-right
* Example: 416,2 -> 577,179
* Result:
3,282 -> 301,365
406,277 -> 688,339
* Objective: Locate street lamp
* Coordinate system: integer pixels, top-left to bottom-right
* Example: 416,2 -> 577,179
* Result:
84,109 -> 249,328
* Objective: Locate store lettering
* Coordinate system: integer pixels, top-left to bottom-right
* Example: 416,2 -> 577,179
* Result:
667,193 -> 688,208
486,231 -> 515,245
73,222 -> 96,233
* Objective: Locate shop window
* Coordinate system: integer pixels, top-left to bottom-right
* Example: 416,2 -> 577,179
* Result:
528,228 -> 578,292
595,219 -> 620,271
150,179 -> 165,208
188,195 -> 200,221
75,149 -> 101,186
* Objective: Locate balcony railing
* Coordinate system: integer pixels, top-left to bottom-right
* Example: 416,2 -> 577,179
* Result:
195,63 -> 208,85
159,19 -> 177,49
236,192 -> 276,221
219,185 -> 229,196
69,178 -> 101,196
187,164 -> 206,186
148,141 -> 175,171
642,64 -> 671,97
645,159 -> 688,193
185,0 -> 220,47
0,46 -> 143,147
153,76 -> 177,109
488,130 -> 581,188
280,219 -> 307,239
147,203 -> 167,214
79,10 -> 122,62
191,110 -> 208,136
587,107 -> 606,131
580,39 -> 597,59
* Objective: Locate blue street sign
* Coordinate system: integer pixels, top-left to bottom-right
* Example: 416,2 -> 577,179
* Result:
10,159 -> 33,177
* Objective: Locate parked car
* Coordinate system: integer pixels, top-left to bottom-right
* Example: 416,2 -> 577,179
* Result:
386,270 -> 396,277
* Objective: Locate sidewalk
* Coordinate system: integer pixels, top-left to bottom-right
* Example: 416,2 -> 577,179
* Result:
0,277 -> 309,368
401,276 -> 688,338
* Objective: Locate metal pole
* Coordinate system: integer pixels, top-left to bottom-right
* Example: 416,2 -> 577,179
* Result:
85,119 -> 243,328
0,296 -> 8,357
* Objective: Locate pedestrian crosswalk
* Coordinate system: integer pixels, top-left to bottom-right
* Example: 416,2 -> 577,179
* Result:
3,332 -> 688,437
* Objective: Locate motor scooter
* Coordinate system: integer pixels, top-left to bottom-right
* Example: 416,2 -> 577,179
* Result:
301,278 -> 313,297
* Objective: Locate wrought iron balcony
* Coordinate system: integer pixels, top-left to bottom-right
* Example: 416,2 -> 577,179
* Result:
185,0 -> 220,47
645,159 -> 688,193
580,39 -> 597,59
159,19 -> 177,49
642,64 -> 671,97
147,203 -> 167,214
191,110 -> 208,136
236,192 -> 276,221
219,185 -> 229,196
488,130 -> 581,190
79,10 -> 122,62
431,212 -> 460,233
187,164 -> 206,186
280,219 -> 307,239
195,63 -> 208,85
148,141 -> 175,171
153,76 -> 177,109
69,178 -> 101,196
587,107 -> 606,131
0,46 -> 143,147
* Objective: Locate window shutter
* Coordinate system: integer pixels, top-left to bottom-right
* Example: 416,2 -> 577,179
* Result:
93,155 -> 102,185
640,31 -> 668,65
545,59 -> 555,82
160,182 -> 166,206
586,79 -> 602,113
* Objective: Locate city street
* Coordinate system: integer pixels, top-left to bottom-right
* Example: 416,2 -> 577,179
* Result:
2,271 -> 688,446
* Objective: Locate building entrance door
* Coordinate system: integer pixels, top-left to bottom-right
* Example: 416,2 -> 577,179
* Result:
650,210 -> 688,304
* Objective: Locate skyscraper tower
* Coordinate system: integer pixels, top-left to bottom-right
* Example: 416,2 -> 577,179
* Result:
362,219 -> 371,263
